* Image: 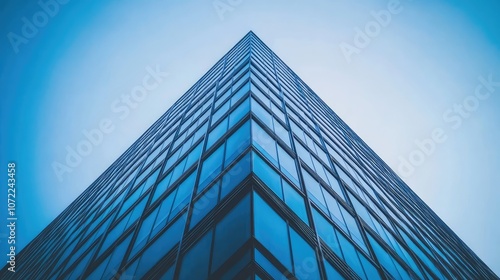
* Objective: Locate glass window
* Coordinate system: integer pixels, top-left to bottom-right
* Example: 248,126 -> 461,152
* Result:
170,171 -> 196,218
152,191 -> 175,237
231,81 -> 250,104
225,121 -> 250,165
255,249 -> 285,280
254,193 -> 292,270
253,153 -> 282,199
311,208 -> 341,256
252,121 -> 278,165
367,234 -> 410,280
274,119 -> 291,148
219,250 -> 251,280
337,233 -> 366,279
87,254 -> 110,280
324,258 -> 345,280
232,73 -> 249,94
229,97 -> 250,127
99,213 -> 131,256
213,100 -> 230,124
126,196 -> 148,228
135,214 -> 186,278
152,172 -> 172,203
251,98 -> 273,129
215,88 -> 231,108
120,183 -> 144,216
131,206 -> 160,256
159,265 -> 174,280
164,148 -> 181,172
295,140 -> 314,170
283,181 -> 308,225
207,117 -> 228,149
199,144 -> 225,192
212,195 -> 250,271
178,230 -> 213,280
323,192 -> 345,231
185,142 -> 202,169
272,103 -> 285,123
251,82 -> 270,108
277,145 -> 299,184
101,234 -> 132,278
325,171 -> 344,199
336,166 -> 355,190
220,152 -> 251,199
302,170 -> 327,213
359,254 -> 381,280
193,183 -> 217,215
340,207 -> 368,253
289,229 -> 321,280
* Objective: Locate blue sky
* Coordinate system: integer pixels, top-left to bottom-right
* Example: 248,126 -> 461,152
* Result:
1,0 -> 499,275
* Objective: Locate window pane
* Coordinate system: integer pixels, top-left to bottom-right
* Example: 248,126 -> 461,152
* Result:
325,171 -> 344,199
289,229 -> 320,280
254,193 -> 292,270
283,181 -> 308,225
219,250 -> 251,280
302,170 -> 327,212
295,140 -> 314,170
207,117 -> 228,149
136,215 -> 186,278
152,192 -> 175,236
312,208 -> 341,256
229,97 -> 250,127
251,98 -> 273,129
212,195 -> 250,271
252,121 -> 278,165
340,207 -> 368,253
367,234 -> 408,280
199,144 -> 225,192
126,196 -> 148,228
337,233 -> 366,279
231,81 -> 250,104
221,152 -> 251,199
277,145 -> 298,184
190,182 -> 219,229
255,249 -> 285,280
170,171 -> 196,218
359,253 -> 381,280
179,230 -> 213,280
159,265 -> 174,280
323,192 -> 345,230
131,206 -> 159,256
251,82 -> 270,107
225,121 -> 250,165
324,258 -> 345,280
273,119 -> 291,148
185,142 -> 202,169
213,100 -> 230,124
253,153 -> 282,199
101,234 -> 132,278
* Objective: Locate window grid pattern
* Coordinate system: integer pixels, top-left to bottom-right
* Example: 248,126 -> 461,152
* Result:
3,32 -> 496,280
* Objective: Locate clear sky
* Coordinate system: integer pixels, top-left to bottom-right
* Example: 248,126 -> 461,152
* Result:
1,0 -> 499,275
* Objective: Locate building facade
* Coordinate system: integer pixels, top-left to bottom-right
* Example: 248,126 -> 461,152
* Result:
2,32 -> 497,279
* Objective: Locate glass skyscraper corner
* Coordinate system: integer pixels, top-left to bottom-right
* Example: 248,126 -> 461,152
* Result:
2,31 -> 497,279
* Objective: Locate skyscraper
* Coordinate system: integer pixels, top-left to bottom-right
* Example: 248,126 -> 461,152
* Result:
2,31 -> 497,279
